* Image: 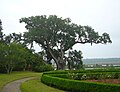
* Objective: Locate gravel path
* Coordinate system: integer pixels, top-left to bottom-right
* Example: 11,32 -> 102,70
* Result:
2,77 -> 36,92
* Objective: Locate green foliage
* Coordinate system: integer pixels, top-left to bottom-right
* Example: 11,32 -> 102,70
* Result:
67,50 -> 83,70
21,78 -> 64,92
0,71 -> 41,92
20,15 -> 112,70
45,72 -> 120,80
78,72 -> 120,80
41,72 -> 120,92
0,42 -> 27,73
0,66 -> 6,73
28,53 -> 54,72
67,72 -> 79,79
43,70 -> 68,75
0,38 -> 48,73
33,64 -> 54,72
0,42 -> 45,73
43,69 -> 120,75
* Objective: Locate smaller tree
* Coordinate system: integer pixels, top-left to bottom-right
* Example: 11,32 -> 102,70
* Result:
0,42 -> 32,73
31,53 -> 54,72
67,50 -> 83,70
0,42 -> 16,73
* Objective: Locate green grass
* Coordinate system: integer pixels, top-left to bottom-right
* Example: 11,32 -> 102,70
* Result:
0,71 -> 64,92
21,78 -> 64,92
0,71 -> 40,92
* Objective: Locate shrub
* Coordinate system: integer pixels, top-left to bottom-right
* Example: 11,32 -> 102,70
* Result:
43,69 -> 120,75
41,74 -> 120,92
33,64 -> 54,72
50,74 -> 69,79
43,70 -> 120,80
0,65 -> 6,73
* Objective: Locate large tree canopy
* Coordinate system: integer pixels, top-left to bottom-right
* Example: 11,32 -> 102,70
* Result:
20,15 -> 112,69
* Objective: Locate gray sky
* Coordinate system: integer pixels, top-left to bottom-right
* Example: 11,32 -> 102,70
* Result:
0,0 -> 120,58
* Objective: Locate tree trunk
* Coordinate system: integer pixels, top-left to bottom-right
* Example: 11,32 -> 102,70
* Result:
46,41 -> 66,70
59,44 -> 66,69
56,57 -> 65,70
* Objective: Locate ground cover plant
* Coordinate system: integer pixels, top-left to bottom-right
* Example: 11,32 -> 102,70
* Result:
41,69 -> 120,92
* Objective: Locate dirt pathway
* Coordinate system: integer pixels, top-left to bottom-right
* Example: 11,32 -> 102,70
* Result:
2,77 -> 36,92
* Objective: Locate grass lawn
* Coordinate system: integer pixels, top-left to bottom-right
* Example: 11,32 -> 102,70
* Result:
0,71 -> 64,92
0,71 -> 41,92
21,78 -> 64,92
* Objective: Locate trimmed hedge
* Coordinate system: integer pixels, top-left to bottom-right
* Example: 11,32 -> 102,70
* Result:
41,74 -> 120,92
49,72 -> 120,80
43,69 -> 120,74
44,70 -> 120,81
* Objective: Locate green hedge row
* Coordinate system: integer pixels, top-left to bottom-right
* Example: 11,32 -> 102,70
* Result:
49,72 -> 120,80
41,74 -> 120,92
44,69 -> 120,74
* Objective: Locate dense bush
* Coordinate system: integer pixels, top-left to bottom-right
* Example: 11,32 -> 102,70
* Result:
41,74 -> 120,92
33,64 -> 54,72
0,65 -> 6,73
0,42 -> 53,73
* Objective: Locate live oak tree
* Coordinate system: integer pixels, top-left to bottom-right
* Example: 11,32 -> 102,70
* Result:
20,15 -> 112,70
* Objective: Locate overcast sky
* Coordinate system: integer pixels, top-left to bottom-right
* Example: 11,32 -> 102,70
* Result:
0,0 -> 120,58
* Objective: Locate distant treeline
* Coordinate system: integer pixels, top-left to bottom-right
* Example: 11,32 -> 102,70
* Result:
83,58 -> 120,64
